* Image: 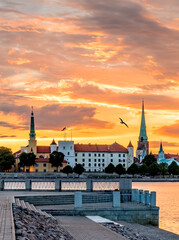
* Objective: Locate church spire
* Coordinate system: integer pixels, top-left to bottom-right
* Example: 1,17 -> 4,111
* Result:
139,100 -> 147,142
159,141 -> 163,153
30,106 -> 36,138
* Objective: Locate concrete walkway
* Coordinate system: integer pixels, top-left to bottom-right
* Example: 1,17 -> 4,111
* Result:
56,216 -> 127,240
0,196 -> 15,240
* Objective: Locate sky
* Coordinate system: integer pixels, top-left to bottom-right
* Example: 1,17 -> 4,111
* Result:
0,0 -> 179,155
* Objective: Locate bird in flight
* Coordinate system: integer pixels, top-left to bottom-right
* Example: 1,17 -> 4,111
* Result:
119,118 -> 129,128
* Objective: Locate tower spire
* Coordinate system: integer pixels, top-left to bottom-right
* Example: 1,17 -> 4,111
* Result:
30,106 -> 36,138
139,100 -> 147,142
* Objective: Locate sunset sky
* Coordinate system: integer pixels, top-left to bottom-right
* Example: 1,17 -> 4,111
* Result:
0,0 -> 179,154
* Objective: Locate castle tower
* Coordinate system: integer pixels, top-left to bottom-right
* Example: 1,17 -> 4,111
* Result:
158,142 -> 165,161
127,141 -> 134,168
136,101 -> 149,160
50,139 -> 57,153
28,107 -> 37,154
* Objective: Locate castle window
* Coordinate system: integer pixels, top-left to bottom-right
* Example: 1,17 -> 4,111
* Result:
94,159 -> 97,162
75,159 -> 77,162
98,153 -> 100,157
44,169 -> 46,172
82,159 -> 85,162
94,153 -> 96,157
89,163 -> 91,167
111,159 -> 113,162
98,163 -> 100,167
89,153 -> 91,157
68,152 -> 70,155
111,153 -> 113,157
82,153 -> 85,156
43,163 -> 46,167
94,163 -> 96,167
119,159 -> 121,162
63,146 -> 65,150
70,146 -> 72,149
98,159 -> 100,162
75,153 -> 77,156
82,163 -> 85,167
89,159 -> 91,162
102,164 -> 105,167
123,159 -> 125,162
102,159 -> 105,162
102,153 -> 105,157
123,154 -> 125,157
118,154 -> 121,157
35,169 -> 38,172
123,164 -> 125,167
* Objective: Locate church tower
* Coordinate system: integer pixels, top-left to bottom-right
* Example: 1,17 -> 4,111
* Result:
158,142 -> 165,160
28,107 -> 37,154
136,101 -> 149,161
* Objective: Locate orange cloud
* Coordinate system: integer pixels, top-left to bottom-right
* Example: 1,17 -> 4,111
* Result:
8,58 -> 31,65
154,121 -> 179,137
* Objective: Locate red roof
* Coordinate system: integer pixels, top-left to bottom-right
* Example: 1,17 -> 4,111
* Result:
37,146 -> 51,153
50,139 -> 57,145
74,142 -> 128,153
127,141 -> 133,147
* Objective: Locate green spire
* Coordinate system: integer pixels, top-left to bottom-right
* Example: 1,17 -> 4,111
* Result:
30,106 -> 36,138
139,100 -> 147,142
159,142 -> 163,153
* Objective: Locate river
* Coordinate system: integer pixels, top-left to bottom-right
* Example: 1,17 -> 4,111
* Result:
133,182 -> 179,235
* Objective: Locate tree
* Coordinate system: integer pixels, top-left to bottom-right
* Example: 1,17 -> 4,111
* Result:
104,163 -> 115,173
143,154 -> 157,167
73,164 -> 85,177
127,163 -> 139,175
139,163 -> 148,175
115,164 -> 126,176
0,147 -> 15,171
148,162 -> 160,176
159,163 -> 168,177
63,165 -> 73,177
49,151 -> 64,171
19,152 -> 36,172
168,161 -> 179,176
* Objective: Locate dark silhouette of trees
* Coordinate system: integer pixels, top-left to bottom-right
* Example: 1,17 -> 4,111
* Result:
0,147 -> 15,171
159,163 -> 168,177
49,151 -> 64,172
73,164 -> 85,177
168,161 -> 179,176
19,152 -> 36,172
63,165 -> 73,177
148,162 -> 160,176
139,163 -> 148,175
104,163 -> 115,173
115,164 -> 126,176
127,163 -> 139,175
143,154 -> 157,167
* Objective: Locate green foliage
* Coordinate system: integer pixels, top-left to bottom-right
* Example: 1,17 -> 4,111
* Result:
49,151 -> 64,171
63,165 -> 73,176
127,163 -> 139,175
139,163 -> 148,175
105,163 -> 115,173
19,152 -> 36,170
143,154 -> 157,167
115,164 -> 126,176
148,162 -> 160,176
159,163 -> 168,176
0,147 -> 15,171
168,161 -> 179,175
73,164 -> 85,176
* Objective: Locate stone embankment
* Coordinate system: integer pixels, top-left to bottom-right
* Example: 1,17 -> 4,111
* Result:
102,223 -> 149,240
13,205 -> 74,240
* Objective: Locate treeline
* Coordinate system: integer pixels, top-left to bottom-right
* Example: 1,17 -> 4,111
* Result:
104,154 -> 179,176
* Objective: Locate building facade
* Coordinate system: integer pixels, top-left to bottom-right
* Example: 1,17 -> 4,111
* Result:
16,108 -> 134,172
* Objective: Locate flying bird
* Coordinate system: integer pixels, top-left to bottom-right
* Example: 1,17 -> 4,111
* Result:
61,127 -> 66,131
119,118 -> 129,128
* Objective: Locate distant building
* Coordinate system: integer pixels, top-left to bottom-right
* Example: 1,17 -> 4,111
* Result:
15,108 -> 134,172
157,142 -> 179,166
136,101 -> 149,162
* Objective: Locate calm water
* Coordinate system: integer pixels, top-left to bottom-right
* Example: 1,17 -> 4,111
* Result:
133,182 -> 179,235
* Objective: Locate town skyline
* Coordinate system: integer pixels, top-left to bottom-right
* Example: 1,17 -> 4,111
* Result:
0,0 -> 179,154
